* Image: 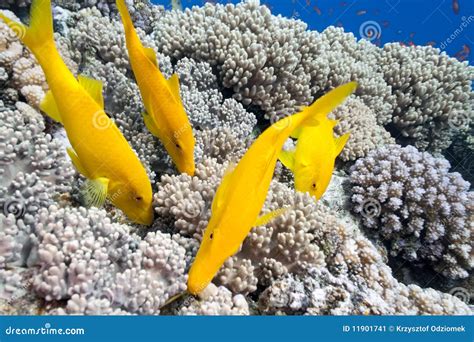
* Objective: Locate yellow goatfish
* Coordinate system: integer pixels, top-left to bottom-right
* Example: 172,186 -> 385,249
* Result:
116,0 -> 195,175
279,117 -> 350,200
187,82 -> 357,295
0,0 -> 154,225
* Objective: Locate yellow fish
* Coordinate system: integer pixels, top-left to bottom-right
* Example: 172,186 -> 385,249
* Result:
279,117 -> 350,200
0,0 -> 154,225
187,82 -> 357,295
116,0 -> 196,176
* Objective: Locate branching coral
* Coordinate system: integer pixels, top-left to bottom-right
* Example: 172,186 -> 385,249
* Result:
31,205 -> 187,314
329,96 -> 394,161
152,2 -> 395,125
175,57 -> 257,139
259,267 -> 471,315
1,0 -> 472,316
379,43 -> 474,152
152,1 -> 473,153
154,157 -> 471,314
350,145 -> 473,279
0,101 -> 74,228
177,284 -> 249,315
0,10 -> 78,109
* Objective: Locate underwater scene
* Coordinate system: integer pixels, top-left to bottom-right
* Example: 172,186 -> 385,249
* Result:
0,0 -> 472,316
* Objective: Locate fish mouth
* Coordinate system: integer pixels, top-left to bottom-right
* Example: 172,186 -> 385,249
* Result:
131,206 -> 154,226
181,162 -> 195,176
187,271 -> 210,295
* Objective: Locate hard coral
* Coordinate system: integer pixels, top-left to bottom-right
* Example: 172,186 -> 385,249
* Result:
32,205 -> 187,314
350,145 -> 473,279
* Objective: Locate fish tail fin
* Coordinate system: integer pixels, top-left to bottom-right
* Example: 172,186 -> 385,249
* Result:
116,0 -> 134,32
295,82 -> 357,131
0,0 -> 54,55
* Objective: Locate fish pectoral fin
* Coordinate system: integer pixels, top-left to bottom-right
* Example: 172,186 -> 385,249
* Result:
211,162 -> 236,214
66,147 -> 90,178
290,126 -> 302,139
77,75 -> 105,108
141,111 -> 161,137
329,119 -> 339,129
334,132 -> 350,156
40,90 -> 62,123
255,207 -> 290,226
278,149 -> 296,171
82,177 -> 110,208
167,73 -> 182,102
143,47 -> 158,67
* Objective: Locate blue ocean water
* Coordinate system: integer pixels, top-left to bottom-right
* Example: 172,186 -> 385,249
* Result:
153,0 -> 474,65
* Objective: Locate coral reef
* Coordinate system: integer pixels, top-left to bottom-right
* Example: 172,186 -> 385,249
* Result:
0,100 -> 74,229
380,43 -> 474,152
177,284 -> 249,315
350,145 -> 473,279
259,267 -> 471,315
155,157 -> 470,314
0,0 -> 472,316
152,1 -> 473,154
0,10 -> 78,109
4,205 -> 188,315
329,96 -> 394,161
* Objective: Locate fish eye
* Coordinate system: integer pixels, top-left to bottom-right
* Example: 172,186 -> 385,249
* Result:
135,196 -> 143,201
175,143 -> 181,149
312,183 -> 317,189
209,233 -> 213,240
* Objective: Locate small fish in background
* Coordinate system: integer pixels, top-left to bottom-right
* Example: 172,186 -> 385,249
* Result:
452,0 -> 460,14
455,44 -> 470,61
117,0 -> 196,176
0,0 -> 154,225
187,82 -> 357,295
382,20 -> 390,28
171,0 -> 183,11
356,9 -> 367,16
279,117 -> 350,200
313,5 -> 322,16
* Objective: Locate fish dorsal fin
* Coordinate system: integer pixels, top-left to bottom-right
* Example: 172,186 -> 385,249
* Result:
141,111 -> 160,137
167,73 -> 182,103
334,132 -> 350,156
279,149 -> 296,171
211,162 -> 236,214
77,75 -> 104,108
82,177 -> 109,208
255,207 -> 289,226
66,147 -> 90,178
40,90 -> 62,123
143,47 -> 158,67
